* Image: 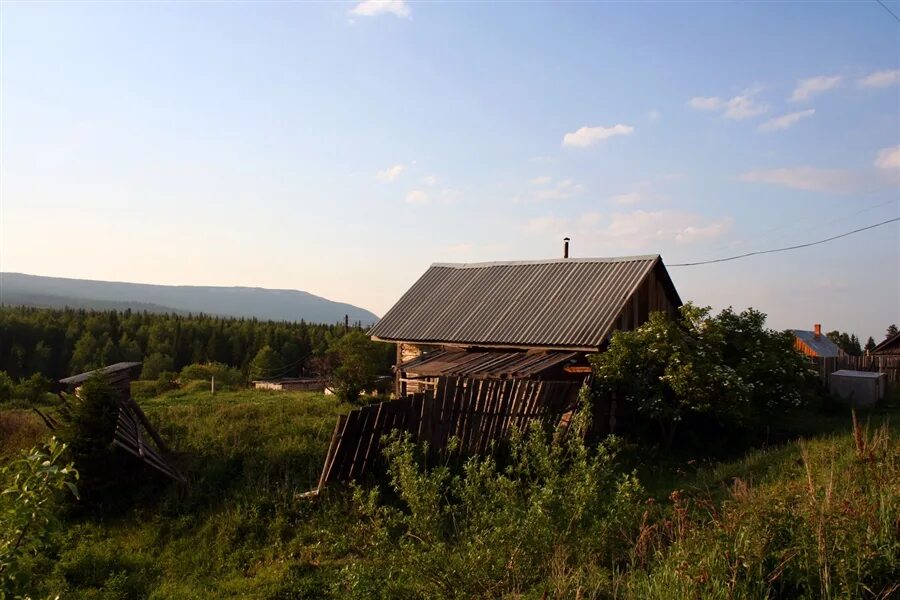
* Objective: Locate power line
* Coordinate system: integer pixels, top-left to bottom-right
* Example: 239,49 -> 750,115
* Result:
875,0 -> 900,23
669,216 -> 900,267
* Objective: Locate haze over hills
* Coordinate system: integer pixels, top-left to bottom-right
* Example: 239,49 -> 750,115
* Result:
0,272 -> 379,326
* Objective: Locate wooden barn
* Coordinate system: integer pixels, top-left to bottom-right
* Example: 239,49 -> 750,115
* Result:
871,331 -> 900,356
369,254 -> 682,396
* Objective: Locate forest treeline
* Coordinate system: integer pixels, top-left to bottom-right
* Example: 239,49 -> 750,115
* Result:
0,305 -> 375,382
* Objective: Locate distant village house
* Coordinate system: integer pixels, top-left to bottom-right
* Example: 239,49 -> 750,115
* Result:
791,324 -> 845,358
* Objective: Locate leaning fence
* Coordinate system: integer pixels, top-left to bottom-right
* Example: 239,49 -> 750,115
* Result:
311,376 -> 582,493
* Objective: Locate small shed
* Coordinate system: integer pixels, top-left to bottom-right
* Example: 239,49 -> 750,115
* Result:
828,370 -> 886,408
252,377 -> 327,392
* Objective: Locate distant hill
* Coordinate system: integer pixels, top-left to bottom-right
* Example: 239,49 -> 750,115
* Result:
0,272 -> 379,326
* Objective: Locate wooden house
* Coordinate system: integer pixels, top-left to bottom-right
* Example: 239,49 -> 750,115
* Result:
871,331 -> 900,356
368,254 -> 682,396
791,324 -> 845,358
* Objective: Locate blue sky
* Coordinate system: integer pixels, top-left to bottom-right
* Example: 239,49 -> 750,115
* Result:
1,1 -> 898,340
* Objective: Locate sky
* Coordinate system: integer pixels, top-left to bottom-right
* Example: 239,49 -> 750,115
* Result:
1,1 -> 898,341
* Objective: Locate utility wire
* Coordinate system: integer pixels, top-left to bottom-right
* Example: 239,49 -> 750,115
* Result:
876,0 -> 900,23
669,216 -> 900,267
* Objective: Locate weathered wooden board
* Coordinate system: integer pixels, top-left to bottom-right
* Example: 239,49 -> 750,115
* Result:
312,376 -> 582,493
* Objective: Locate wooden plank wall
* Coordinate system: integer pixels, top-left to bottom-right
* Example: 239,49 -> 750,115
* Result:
812,355 -> 900,387
315,376 -> 582,491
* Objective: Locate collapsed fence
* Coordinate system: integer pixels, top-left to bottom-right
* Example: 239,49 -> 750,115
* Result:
311,376 -> 582,493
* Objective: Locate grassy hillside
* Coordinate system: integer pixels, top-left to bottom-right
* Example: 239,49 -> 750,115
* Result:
2,388 -> 897,599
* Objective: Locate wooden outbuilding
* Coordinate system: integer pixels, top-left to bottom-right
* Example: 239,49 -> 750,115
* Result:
871,331 -> 900,356
369,254 -> 682,396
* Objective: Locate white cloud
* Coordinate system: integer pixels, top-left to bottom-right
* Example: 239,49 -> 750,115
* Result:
689,89 -> 768,120
523,210 -> 732,248
875,145 -> 900,171
529,175 -> 552,185
534,178 -> 584,201
524,216 -> 568,235
376,163 -> 405,182
405,189 -> 428,204
610,192 -> 643,206
759,109 -> 816,132
349,0 -> 410,18
562,124 -> 634,148
858,69 -> 900,89
789,75 -> 841,102
422,175 -> 437,186
739,167 -> 861,193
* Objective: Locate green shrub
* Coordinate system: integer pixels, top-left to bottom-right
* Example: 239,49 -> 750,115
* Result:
0,371 -> 14,404
0,437 -> 79,595
345,390 -> 645,599
180,362 -> 245,388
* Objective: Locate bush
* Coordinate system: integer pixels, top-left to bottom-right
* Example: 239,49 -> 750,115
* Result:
592,304 -> 817,450
14,372 -> 53,406
345,390 -> 645,598
0,437 -> 79,595
0,371 -> 14,403
180,362 -> 245,388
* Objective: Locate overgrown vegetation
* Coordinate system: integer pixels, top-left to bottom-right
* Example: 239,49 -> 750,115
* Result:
0,385 -> 897,599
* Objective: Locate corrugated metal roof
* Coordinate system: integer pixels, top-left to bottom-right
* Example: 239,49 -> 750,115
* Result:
370,255 -> 680,349
791,330 -> 842,358
400,350 -> 581,379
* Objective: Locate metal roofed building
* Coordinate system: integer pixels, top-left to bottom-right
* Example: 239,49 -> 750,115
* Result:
791,324 -> 845,359
369,254 -> 682,395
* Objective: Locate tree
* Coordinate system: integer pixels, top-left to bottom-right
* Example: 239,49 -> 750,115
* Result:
141,352 -> 174,380
591,304 -> 815,449
326,331 -> 383,403
887,324 -> 899,340
249,345 -> 283,381
0,371 -> 15,403
865,336 -> 877,353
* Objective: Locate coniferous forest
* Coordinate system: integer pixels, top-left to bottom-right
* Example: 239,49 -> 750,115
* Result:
0,305 -> 368,381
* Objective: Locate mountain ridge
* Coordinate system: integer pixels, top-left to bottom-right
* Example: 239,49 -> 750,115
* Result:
0,272 -> 379,325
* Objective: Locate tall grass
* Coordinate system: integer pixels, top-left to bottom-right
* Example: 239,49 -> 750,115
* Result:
1,387 -> 896,599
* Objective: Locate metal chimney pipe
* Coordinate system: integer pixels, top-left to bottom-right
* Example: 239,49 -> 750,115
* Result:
563,237 -> 570,258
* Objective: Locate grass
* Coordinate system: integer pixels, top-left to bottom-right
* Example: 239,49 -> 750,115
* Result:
1,387 -> 898,599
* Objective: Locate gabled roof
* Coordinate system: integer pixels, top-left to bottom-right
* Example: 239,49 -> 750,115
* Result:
791,330 -> 842,358
369,255 -> 681,350
872,331 -> 900,354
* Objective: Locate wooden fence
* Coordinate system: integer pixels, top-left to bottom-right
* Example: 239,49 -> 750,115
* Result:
811,355 -> 900,387
312,377 -> 582,493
